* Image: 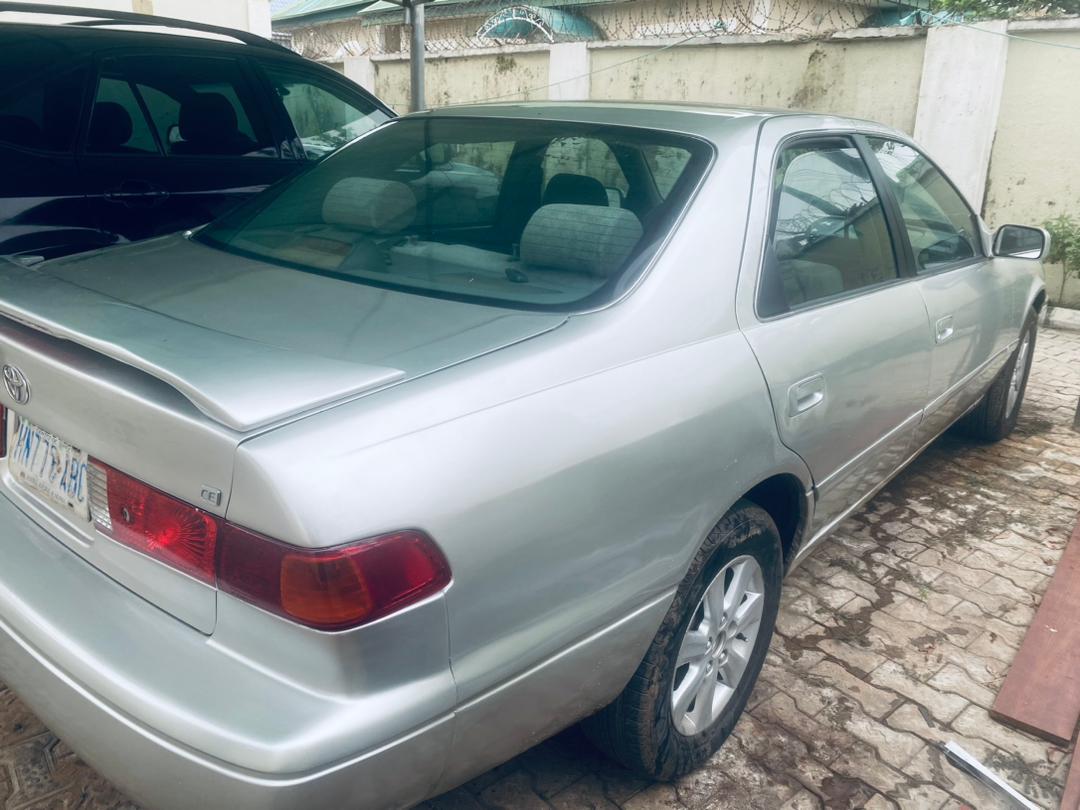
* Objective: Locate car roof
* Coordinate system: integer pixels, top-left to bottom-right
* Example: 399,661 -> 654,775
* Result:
408,101 -> 903,143
0,13 -> 290,57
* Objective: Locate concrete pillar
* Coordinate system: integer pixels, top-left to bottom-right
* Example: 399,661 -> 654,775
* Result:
246,0 -> 272,38
913,21 -> 1009,211
343,56 -> 377,94
548,42 -> 589,101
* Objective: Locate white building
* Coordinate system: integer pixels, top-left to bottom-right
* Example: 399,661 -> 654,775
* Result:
3,0 -> 273,37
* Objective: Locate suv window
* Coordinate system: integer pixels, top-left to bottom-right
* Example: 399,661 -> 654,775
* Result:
87,76 -> 159,155
0,68 -> 87,153
262,64 -> 389,161
867,138 -> 980,272
88,55 -> 275,159
762,139 -> 898,315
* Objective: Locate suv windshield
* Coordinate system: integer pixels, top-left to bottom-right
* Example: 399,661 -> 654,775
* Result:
198,117 -> 710,310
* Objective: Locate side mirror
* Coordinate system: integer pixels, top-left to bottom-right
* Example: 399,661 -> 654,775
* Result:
994,224 -> 1049,260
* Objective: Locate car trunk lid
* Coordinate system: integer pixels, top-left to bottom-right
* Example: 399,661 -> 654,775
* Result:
0,236 -> 566,632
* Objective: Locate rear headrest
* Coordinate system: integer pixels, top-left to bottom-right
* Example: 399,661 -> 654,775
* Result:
543,173 -> 610,208
521,204 -> 643,278
88,102 -> 133,151
322,178 -> 416,234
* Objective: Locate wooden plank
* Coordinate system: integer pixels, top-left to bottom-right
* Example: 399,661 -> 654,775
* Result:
1062,747 -> 1080,810
991,516 -> 1080,747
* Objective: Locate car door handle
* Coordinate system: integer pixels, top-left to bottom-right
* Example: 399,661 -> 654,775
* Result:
104,181 -> 170,207
788,374 -> 826,416
935,315 -> 955,344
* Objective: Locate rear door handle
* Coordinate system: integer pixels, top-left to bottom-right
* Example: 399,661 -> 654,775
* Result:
935,315 -> 955,344
104,181 -> 170,207
788,374 -> 826,416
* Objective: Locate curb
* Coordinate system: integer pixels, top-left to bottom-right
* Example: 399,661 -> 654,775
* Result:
1043,306 -> 1080,332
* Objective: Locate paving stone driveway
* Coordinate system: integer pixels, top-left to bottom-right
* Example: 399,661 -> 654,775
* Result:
3,328 -> 1079,810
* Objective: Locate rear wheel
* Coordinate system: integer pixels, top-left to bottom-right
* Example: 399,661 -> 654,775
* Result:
583,500 -> 782,779
958,311 -> 1037,442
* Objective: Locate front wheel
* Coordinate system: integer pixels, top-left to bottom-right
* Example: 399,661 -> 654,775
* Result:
959,311 -> 1037,442
583,500 -> 782,780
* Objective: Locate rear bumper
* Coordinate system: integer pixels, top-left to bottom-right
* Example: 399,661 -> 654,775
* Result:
0,493 -> 452,810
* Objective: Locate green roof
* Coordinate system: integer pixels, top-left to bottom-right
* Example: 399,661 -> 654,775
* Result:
273,0 -> 378,24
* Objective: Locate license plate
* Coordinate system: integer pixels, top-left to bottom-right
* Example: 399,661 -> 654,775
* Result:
7,413 -> 90,522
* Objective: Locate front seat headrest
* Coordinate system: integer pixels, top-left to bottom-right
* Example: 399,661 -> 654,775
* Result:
542,173 -> 611,208
88,102 -> 134,152
176,93 -> 250,154
521,204 -> 643,279
322,177 -> 416,235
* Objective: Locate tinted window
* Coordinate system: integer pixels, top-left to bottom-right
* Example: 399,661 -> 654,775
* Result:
763,140 -> 898,314
198,118 -> 709,311
87,77 -> 158,155
91,56 -> 275,159
0,68 -> 86,153
263,65 -> 389,160
868,138 -> 980,272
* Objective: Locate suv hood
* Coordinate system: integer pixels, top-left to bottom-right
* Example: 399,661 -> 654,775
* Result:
0,236 -> 566,432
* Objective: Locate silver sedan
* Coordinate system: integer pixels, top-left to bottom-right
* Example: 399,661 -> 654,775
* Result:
0,103 -> 1047,810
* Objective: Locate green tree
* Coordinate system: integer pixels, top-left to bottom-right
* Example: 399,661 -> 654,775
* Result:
1044,214 -> 1080,306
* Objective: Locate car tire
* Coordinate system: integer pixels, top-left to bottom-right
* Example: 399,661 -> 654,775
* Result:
583,499 -> 782,780
958,310 -> 1037,442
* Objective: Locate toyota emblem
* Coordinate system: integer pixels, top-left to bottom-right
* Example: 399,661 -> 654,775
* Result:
2,365 -> 30,406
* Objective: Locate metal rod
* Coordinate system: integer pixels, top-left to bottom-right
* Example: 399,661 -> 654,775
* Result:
943,742 -> 1042,810
407,0 -> 426,112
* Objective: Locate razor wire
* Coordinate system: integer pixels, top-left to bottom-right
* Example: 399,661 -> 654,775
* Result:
279,0 -> 890,59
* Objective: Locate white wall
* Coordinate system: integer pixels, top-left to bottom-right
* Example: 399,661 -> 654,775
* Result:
2,0 -> 271,35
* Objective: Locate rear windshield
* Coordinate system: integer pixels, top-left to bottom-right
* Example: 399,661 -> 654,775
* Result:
198,117 -> 711,311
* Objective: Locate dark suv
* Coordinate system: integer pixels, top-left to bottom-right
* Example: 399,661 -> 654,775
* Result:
0,3 -> 394,262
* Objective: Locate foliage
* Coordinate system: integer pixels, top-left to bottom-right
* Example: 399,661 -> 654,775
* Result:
1044,214 -> 1080,278
1044,214 -> 1080,306
931,0 -> 1080,17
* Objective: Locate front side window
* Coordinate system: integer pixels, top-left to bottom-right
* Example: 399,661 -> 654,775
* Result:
88,55 -> 275,159
0,67 -> 87,153
762,139 -> 898,315
262,64 -> 389,161
198,117 -> 710,311
867,138 -> 981,272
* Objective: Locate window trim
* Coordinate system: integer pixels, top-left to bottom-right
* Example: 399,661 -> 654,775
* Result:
79,49 -> 279,161
755,132 -> 907,320
861,133 -> 986,277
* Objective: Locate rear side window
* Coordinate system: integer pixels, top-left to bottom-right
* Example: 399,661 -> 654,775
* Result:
761,139 -> 898,316
262,64 -> 389,161
88,55 -> 275,159
198,117 -> 711,312
87,77 -> 159,155
867,138 -> 981,272
0,67 -> 87,153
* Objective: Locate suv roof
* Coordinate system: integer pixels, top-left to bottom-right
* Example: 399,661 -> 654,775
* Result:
0,2 -> 289,51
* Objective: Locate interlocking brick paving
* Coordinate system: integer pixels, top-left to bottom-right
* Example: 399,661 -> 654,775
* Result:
3,328 -> 1079,810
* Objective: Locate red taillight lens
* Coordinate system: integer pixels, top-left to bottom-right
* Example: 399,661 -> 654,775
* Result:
86,459 -> 451,630
218,525 -> 451,631
87,459 -> 220,584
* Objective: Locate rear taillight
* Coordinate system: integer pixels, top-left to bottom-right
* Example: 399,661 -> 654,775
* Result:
88,459 -> 219,583
86,460 -> 451,630
0,406 -> 6,457
218,525 -> 451,631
